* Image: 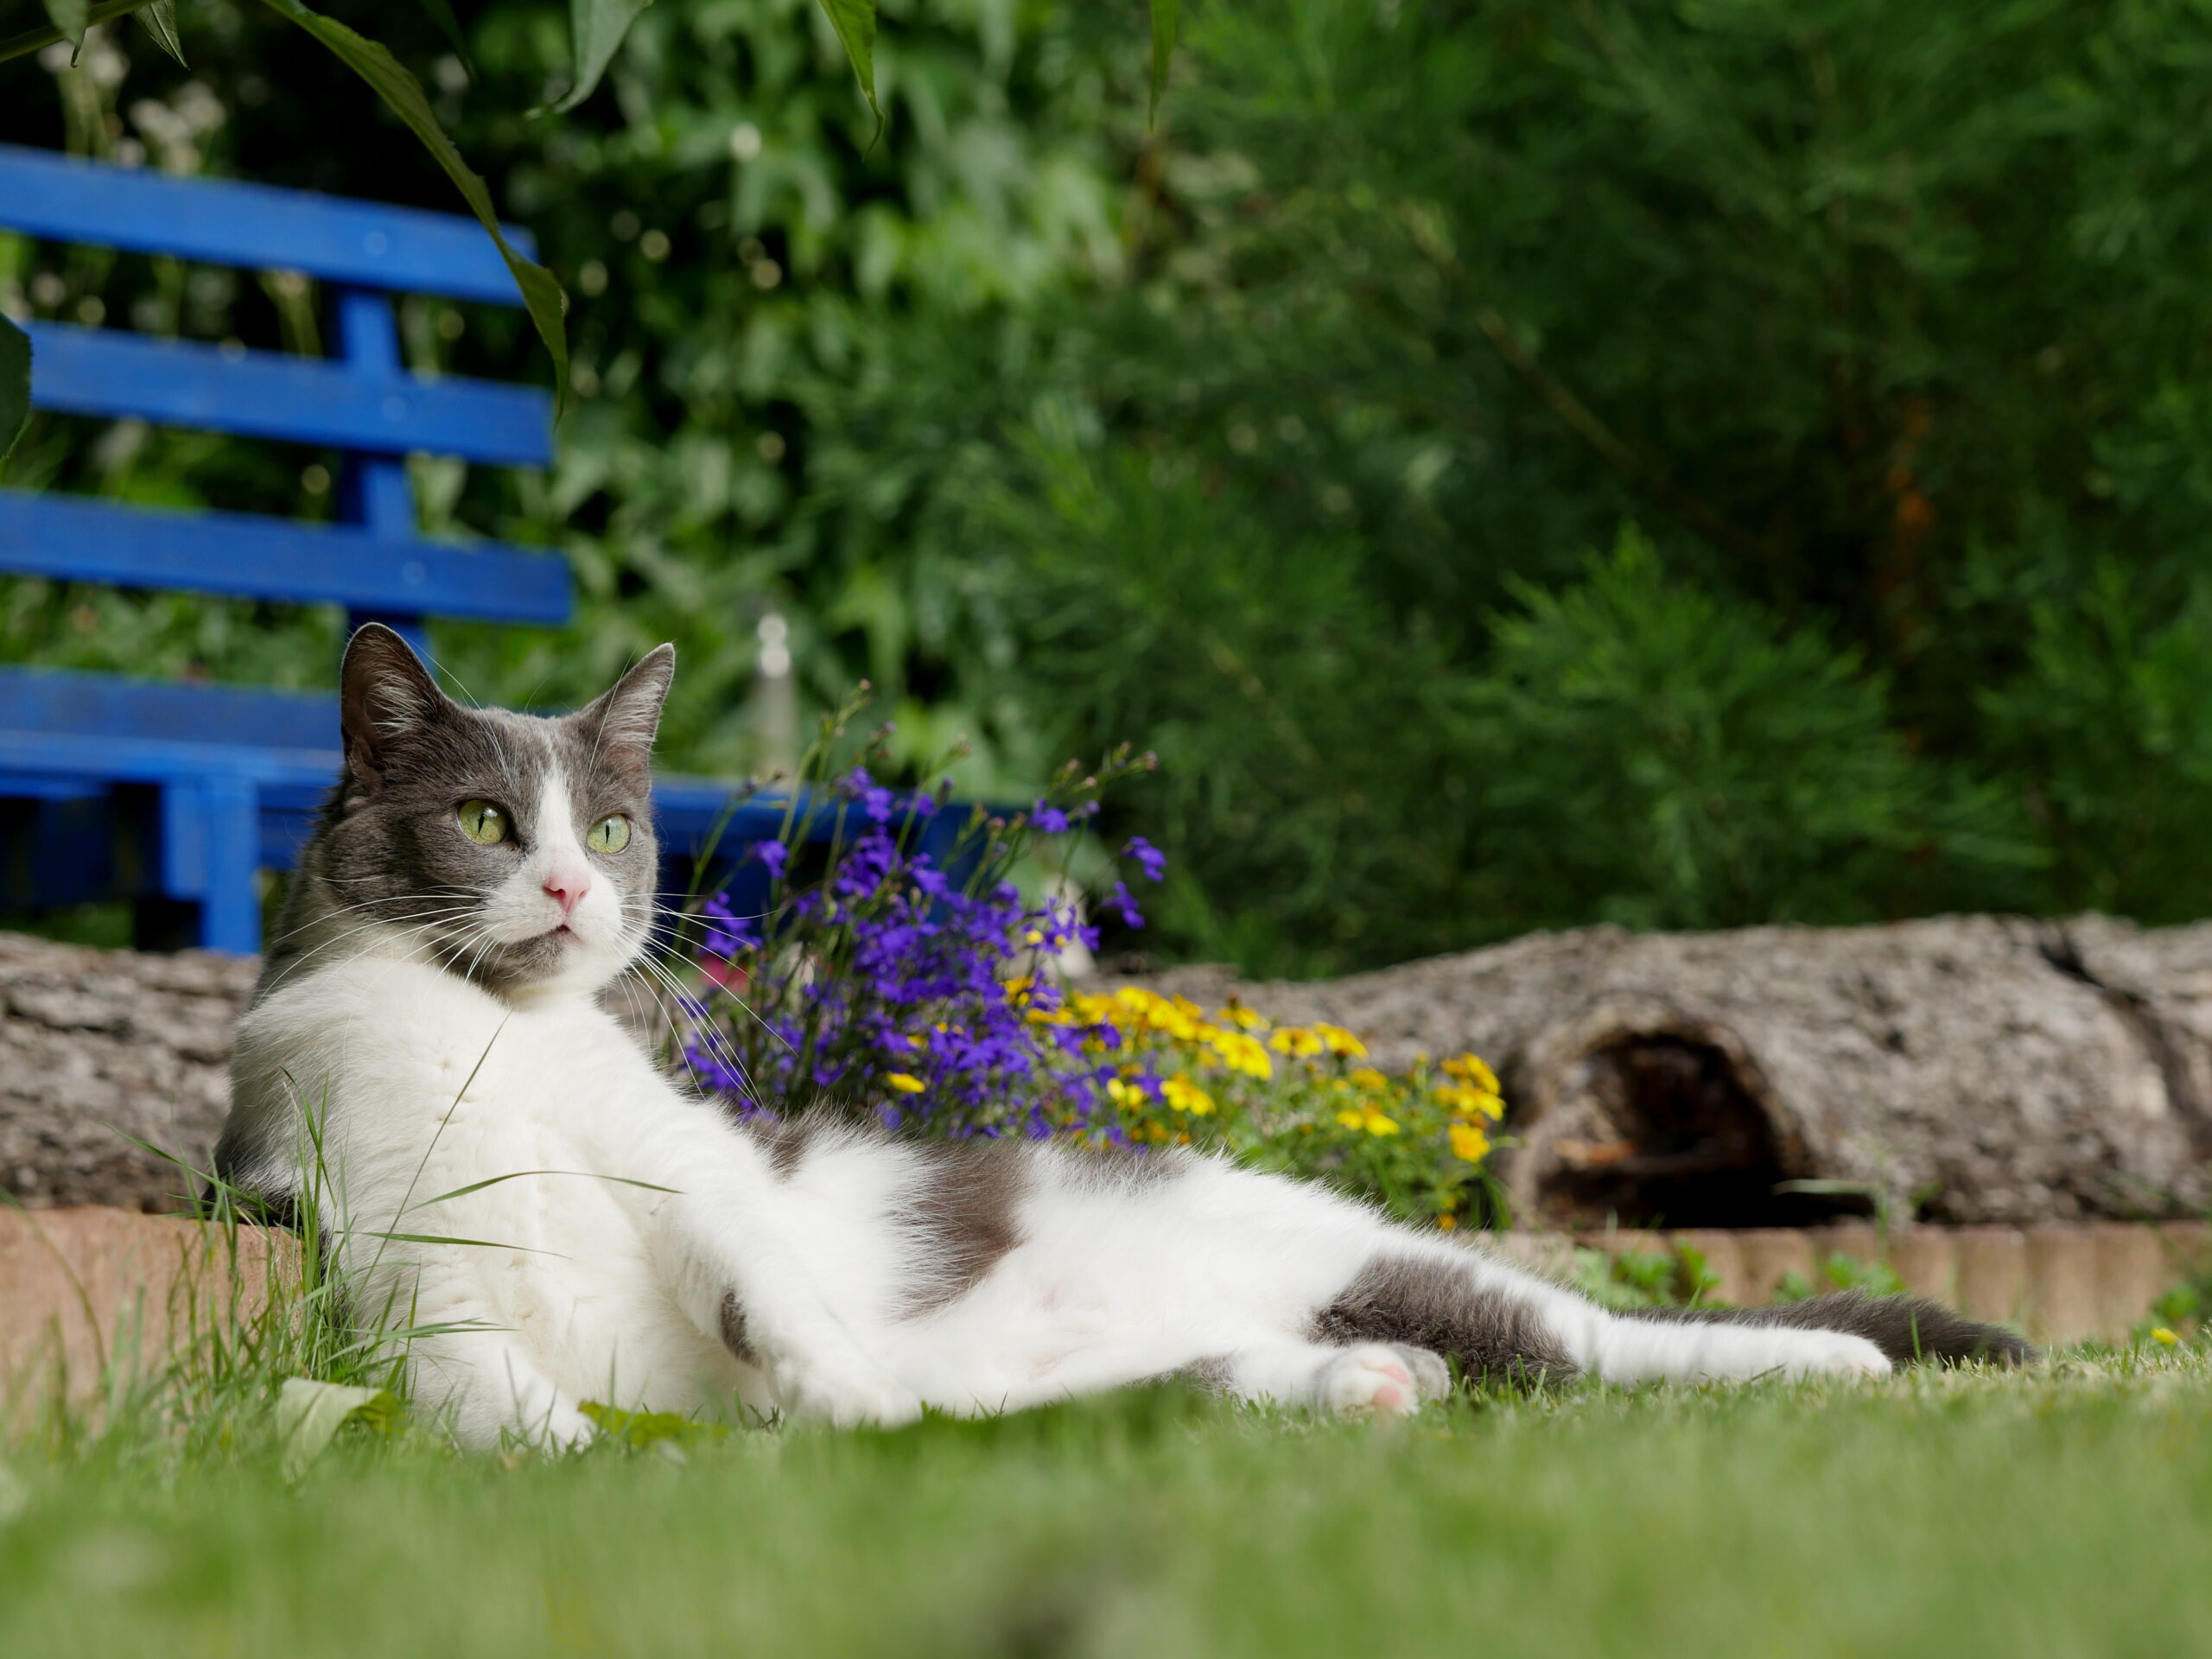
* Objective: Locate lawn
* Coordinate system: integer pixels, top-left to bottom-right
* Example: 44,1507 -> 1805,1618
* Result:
5,1346 -> 2208,1658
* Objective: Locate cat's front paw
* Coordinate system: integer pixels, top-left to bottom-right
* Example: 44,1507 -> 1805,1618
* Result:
771,1357 -> 925,1429
1320,1344 -> 1431,1418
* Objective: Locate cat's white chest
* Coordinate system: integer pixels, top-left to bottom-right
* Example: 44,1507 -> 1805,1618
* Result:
245,957 -> 743,1419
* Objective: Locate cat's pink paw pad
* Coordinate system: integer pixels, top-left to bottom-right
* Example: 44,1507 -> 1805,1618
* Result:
1321,1345 -> 1422,1418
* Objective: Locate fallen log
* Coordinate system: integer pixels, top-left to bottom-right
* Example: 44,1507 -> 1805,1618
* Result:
0,931 -> 253,1211
1132,915 -> 2212,1229
5,915 -> 2212,1228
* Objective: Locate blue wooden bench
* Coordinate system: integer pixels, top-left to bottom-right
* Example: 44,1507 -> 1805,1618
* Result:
0,143 -> 969,955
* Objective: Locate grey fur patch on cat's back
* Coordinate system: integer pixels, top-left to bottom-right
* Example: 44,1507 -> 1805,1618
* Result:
897,1139 -> 1033,1314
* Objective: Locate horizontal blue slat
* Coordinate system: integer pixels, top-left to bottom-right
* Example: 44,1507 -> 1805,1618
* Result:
0,728 -> 340,789
23,322 -> 553,467
0,143 -> 534,305
0,666 -> 340,780
0,493 -> 572,626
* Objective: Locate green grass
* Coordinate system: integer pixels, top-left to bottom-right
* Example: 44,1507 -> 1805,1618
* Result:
6,1346 -> 2210,1658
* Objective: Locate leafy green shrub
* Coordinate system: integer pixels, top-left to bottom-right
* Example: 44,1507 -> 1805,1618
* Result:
1452,533 -> 2036,935
1979,568 -> 2212,921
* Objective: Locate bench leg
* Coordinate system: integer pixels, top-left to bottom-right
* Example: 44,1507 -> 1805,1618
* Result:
156,775 -> 264,955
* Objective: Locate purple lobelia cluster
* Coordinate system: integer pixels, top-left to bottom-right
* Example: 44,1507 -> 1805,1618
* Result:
681,749 -> 1166,1139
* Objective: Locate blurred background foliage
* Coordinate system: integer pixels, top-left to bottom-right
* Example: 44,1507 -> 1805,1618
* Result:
6,0 -> 2212,975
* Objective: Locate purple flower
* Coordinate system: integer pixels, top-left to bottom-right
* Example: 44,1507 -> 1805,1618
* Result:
702,894 -> 762,956
1107,880 -> 1145,930
1123,836 -> 1166,883
688,757 -> 1169,1140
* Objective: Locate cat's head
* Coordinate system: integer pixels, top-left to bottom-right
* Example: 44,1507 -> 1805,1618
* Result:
308,624 -> 676,999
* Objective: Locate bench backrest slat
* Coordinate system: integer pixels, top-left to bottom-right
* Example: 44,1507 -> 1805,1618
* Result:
0,493 -> 571,624
22,321 -> 553,467
0,143 -> 532,305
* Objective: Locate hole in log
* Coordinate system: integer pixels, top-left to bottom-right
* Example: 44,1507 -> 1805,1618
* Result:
1530,1037 -> 1875,1230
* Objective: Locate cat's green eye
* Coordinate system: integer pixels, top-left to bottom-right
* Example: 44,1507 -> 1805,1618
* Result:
588,814 -> 632,854
457,800 -> 510,846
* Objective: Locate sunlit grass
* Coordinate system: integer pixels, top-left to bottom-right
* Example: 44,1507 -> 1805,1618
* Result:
4,1227 -> 2208,1659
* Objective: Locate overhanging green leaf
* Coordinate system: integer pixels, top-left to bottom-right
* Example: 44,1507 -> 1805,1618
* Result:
0,0 -> 158,65
1148,0 -> 1178,130
552,0 -> 652,114
412,0 -> 475,79
40,0 -> 87,56
136,0 -> 184,66
815,0 -> 880,133
0,315 -> 29,469
256,0 -> 571,417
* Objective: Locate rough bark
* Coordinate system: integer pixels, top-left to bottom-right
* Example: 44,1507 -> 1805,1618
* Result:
1132,915 -> 2212,1228
0,932 -> 254,1212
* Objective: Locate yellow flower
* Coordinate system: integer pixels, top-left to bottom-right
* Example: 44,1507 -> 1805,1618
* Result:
1443,1052 -> 1501,1094
1436,1084 -> 1505,1121
1436,1213 -> 1458,1232
1161,1076 -> 1216,1116
1448,1122 -> 1491,1164
884,1073 -> 926,1095
1207,1029 -> 1274,1080
1363,1111 -> 1400,1137
906,1033 -> 928,1050
1268,1027 -> 1325,1058
1220,1001 -> 1269,1033
1335,1109 -> 1366,1131
1313,1023 -> 1368,1058
1349,1066 -> 1389,1093
1105,1077 -> 1146,1109
2152,1327 -> 2181,1347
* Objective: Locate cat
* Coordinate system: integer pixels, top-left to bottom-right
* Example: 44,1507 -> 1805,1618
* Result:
213,625 -> 2031,1447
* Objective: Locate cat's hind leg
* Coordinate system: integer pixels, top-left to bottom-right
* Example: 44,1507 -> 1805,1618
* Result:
1186,1341 -> 1452,1417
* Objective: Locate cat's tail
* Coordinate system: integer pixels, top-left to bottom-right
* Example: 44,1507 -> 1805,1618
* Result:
1628,1289 -> 2037,1368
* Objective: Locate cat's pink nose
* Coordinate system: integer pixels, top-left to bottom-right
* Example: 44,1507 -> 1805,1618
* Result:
543,868 -> 591,916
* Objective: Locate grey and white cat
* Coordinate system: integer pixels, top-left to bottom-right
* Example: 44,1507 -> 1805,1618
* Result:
213,626 -> 2031,1446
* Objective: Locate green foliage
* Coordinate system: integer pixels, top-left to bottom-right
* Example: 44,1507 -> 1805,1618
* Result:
1569,1243 -> 1723,1311
0,313 -> 25,465
1774,1253 -> 1909,1305
1980,567 -> 2212,921
10,0 -> 2212,972
1455,533 -> 2032,935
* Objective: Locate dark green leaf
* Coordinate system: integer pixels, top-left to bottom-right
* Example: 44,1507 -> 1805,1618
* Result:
40,0 -> 87,55
0,314 -> 29,469
412,0 -> 474,79
1,0 -> 156,65
815,0 -> 880,132
1147,0 -> 1177,129
257,0 -> 571,417
552,0 -> 651,114
136,0 -> 184,65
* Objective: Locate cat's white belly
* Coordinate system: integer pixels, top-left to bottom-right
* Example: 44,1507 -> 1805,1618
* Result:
882,1156 -> 1390,1412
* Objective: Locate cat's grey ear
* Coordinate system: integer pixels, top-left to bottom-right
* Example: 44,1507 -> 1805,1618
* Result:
574,645 -> 676,781
340,624 -> 450,792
